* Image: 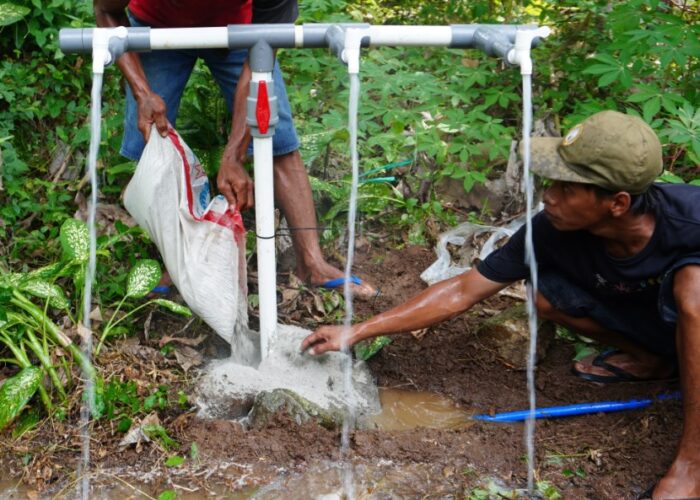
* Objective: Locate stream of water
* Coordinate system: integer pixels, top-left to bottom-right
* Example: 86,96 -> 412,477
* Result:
521,73 -> 539,494
340,70 -> 362,500
77,70 -> 103,500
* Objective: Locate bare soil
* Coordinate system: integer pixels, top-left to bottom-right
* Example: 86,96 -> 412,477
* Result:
0,241 -> 681,499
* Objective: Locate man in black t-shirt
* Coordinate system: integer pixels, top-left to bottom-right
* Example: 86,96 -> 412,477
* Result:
302,110 -> 700,498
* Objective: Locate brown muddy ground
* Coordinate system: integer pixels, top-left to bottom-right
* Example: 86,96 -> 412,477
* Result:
0,242 -> 682,499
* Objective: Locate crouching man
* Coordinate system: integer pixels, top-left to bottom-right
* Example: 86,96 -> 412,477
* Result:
301,110 -> 700,499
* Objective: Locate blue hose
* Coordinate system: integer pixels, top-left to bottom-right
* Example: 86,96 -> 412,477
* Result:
473,391 -> 681,423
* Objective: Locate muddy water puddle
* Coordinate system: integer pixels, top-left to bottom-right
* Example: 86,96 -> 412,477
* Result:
368,388 -> 475,431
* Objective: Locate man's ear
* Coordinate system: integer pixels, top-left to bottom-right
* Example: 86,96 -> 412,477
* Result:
610,191 -> 631,217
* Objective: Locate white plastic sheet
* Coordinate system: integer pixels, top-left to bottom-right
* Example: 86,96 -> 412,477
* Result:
420,213 -> 536,285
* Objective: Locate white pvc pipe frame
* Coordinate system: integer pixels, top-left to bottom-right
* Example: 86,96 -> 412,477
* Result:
149,25 -> 455,49
71,24 -> 549,361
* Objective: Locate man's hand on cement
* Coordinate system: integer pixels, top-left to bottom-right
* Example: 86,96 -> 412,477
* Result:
217,158 -> 254,211
300,326 -> 350,356
136,91 -> 168,142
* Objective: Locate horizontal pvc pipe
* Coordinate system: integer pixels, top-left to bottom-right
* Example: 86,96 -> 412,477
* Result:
59,23 -> 543,54
473,391 -> 681,423
365,26 -> 451,47
150,27 -> 228,49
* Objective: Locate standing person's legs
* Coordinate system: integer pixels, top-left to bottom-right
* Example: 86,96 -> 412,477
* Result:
205,51 -> 376,296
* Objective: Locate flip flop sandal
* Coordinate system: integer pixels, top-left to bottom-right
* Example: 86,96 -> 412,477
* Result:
573,349 -> 677,384
317,275 -> 381,299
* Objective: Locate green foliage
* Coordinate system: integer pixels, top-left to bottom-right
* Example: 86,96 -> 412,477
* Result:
157,490 -> 177,500
537,0 -> 699,172
165,455 -> 185,467
0,0 -> 125,267
353,335 -> 392,361
0,3 -> 30,27
0,366 -> 41,430
0,218 -> 191,426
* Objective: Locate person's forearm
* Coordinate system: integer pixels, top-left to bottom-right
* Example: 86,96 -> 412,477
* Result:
94,0 -> 152,100
223,61 -> 253,166
351,268 -> 507,344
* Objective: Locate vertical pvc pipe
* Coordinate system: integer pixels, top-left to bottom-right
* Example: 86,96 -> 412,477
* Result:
252,71 -> 276,361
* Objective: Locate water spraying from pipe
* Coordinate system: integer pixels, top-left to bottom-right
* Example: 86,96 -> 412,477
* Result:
506,26 -> 550,494
77,68 -> 103,500
340,69 -> 361,500
521,72 -> 538,494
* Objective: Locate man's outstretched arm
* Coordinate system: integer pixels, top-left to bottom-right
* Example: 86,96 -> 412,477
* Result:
301,267 -> 509,355
94,0 -> 168,141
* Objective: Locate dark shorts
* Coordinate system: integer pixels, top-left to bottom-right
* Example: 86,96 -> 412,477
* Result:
538,259 -> 700,358
120,14 -> 300,161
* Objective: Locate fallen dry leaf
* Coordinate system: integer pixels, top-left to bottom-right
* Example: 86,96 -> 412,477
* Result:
159,334 -> 207,348
174,346 -> 203,372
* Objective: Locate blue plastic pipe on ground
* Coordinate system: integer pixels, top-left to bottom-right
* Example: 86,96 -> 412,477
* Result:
473,391 -> 682,423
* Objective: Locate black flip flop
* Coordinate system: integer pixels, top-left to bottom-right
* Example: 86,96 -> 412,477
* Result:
572,349 -> 677,384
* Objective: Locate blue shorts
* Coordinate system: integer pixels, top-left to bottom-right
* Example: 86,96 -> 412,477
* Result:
537,263 -> 700,359
120,15 -> 300,161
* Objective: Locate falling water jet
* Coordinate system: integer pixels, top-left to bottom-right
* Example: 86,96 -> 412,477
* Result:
521,72 -> 538,494
77,68 -> 102,500
339,69 -> 362,500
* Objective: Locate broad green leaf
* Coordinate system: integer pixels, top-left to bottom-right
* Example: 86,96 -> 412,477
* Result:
11,407 -> 41,439
157,491 -> 177,500
598,71 -> 619,88
27,262 -> 64,281
126,260 -> 161,298
657,171 -> 685,184
0,3 -> 29,26
642,98 -> 661,123
152,299 -> 192,317
60,219 -> 89,262
354,335 -> 392,361
0,272 -> 22,287
582,64 -> 616,76
0,366 -> 42,431
19,280 -> 70,310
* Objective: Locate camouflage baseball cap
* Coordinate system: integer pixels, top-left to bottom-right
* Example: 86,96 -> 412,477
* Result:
529,110 -> 663,194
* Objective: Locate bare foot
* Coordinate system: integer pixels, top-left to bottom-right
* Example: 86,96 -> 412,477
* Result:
301,262 -> 378,299
573,350 -> 675,382
147,270 -> 173,298
654,456 -> 700,499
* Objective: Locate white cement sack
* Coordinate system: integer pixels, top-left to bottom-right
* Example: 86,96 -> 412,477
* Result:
124,127 -> 254,354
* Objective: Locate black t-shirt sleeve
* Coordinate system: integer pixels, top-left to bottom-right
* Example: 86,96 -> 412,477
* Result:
252,0 -> 298,23
476,223 -> 529,283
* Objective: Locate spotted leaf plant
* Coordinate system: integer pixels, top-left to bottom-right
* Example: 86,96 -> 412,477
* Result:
96,257 -> 192,355
0,217 -> 191,427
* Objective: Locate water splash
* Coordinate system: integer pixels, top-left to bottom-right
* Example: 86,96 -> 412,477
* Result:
521,73 -> 539,493
77,70 -> 103,500
339,71 -> 362,499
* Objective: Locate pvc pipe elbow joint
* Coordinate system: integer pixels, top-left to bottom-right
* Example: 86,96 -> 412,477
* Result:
91,26 -> 128,74
342,28 -> 366,75
507,26 -> 551,75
